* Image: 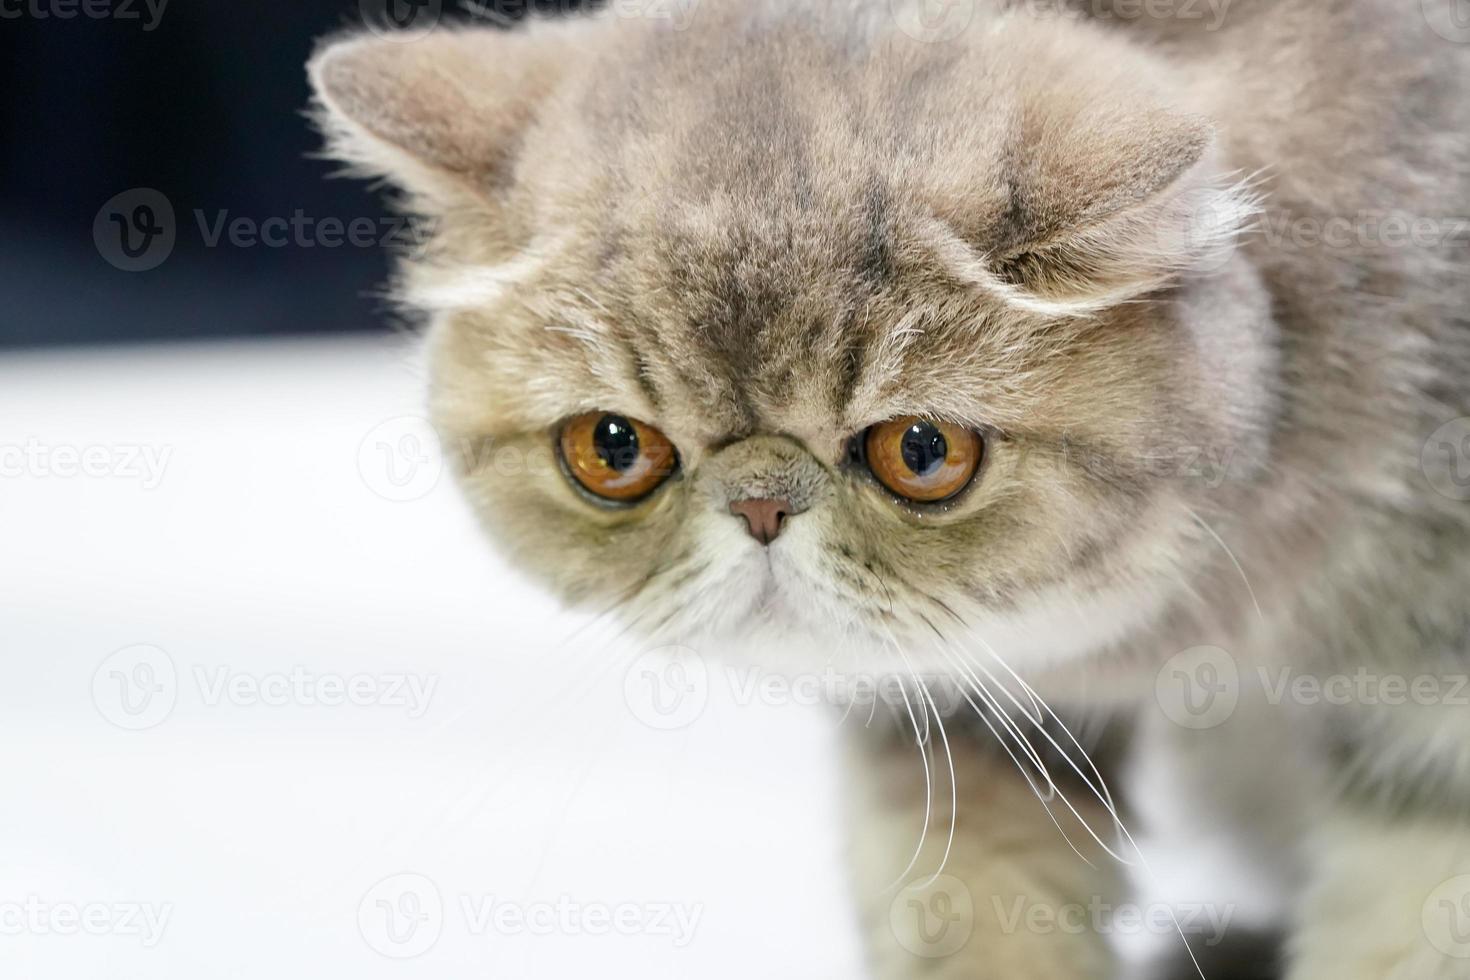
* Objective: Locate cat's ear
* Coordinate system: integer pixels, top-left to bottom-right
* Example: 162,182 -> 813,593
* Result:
307,27 -> 569,207
965,99 -> 1257,316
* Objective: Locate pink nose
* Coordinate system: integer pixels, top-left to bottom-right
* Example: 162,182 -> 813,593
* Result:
729,497 -> 793,546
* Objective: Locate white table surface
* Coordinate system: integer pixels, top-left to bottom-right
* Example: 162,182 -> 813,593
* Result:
0,336 -> 863,979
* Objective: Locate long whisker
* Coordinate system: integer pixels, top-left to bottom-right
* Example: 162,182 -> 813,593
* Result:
932,635 -> 1053,792
880,648 -> 934,893
1184,504 -> 1265,624
555,575 -> 654,648
957,639 -> 1131,863
962,631 -> 1115,809
929,643 -> 1095,866
975,641 -> 1125,834
831,648 -> 866,730
909,672 -> 956,888
964,639 -> 1210,979
923,623 -> 1130,865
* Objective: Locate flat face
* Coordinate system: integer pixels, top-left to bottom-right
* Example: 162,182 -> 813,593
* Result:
312,5 -> 1275,676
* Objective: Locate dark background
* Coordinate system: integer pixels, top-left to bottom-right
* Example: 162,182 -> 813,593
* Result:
0,0 -> 592,348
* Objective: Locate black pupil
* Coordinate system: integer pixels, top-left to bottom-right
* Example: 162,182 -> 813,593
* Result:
900,422 -> 948,476
593,415 -> 640,471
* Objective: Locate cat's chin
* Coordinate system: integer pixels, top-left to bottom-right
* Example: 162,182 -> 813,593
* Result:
660,546 -> 1165,688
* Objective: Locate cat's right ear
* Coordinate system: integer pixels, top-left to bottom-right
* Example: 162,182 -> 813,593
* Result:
307,27 -> 569,207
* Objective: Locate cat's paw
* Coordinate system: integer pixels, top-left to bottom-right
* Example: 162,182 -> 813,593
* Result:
1288,817 -> 1470,980
865,873 -> 1115,980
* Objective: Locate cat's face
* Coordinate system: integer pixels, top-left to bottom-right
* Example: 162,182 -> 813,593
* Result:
311,5 -> 1276,674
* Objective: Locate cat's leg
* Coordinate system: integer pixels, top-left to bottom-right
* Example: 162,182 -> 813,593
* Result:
845,712 -> 1126,979
1135,644 -> 1470,979
1128,684 -> 1321,979
1285,808 -> 1470,980
1283,703 -> 1470,980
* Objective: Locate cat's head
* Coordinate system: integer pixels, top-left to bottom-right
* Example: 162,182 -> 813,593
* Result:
309,3 -> 1275,675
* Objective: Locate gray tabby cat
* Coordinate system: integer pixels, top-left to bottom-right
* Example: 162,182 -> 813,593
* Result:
309,1 -> 1470,976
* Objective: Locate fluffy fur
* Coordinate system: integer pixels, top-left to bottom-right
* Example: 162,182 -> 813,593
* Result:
310,2 -> 1470,976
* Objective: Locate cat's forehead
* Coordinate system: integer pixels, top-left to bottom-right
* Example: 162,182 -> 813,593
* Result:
576,184 -> 934,453
477,13 -> 1179,449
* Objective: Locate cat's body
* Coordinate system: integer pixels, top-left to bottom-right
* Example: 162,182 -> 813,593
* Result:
310,2 -> 1470,976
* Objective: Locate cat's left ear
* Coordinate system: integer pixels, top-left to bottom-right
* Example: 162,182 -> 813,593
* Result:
307,26 -> 572,207
982,104 -> 1257,316
934,31 -> 1261,317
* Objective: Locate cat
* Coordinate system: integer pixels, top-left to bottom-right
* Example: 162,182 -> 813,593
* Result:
309,1 -> 1470,976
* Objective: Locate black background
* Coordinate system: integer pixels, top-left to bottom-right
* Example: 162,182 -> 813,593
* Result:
0,0 -> 592,348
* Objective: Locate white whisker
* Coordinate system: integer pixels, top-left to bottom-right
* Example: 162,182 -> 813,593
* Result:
879,631 -> 935,893
964,637 -> 1209,979
909,673 -> 957,888
930,643 -> 1095,867
1185,504 -> 1265,624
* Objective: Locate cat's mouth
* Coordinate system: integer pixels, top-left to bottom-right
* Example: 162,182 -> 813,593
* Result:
693,540 -> 1170,680
738,549 -> 872,637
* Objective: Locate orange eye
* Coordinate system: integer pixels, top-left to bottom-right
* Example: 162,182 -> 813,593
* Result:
864,416 -> 982,503
559,412 -> 678,503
